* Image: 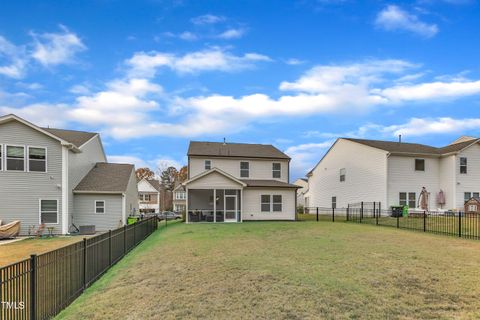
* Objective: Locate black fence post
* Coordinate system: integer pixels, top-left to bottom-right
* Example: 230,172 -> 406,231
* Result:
332,207 -> 335,222
459,212 -> 462,238
123,225 -> 127,255
347,205 -> 349,221
30,254 -> 37,320
360,202 -> 364,223
316,207 -> 319,222
134,221 -> 137,244
373,202 -> 376,221
108,230 -> 112,266
397,214 -> 399,229
423,211 -> 426,232
83,238 -> 87,289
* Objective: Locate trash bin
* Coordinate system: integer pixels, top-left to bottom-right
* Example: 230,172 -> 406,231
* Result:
402,205 -> 409,217
391,206 -> 403,217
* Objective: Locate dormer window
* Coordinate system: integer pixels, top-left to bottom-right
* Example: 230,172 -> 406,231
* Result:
415,159 -> 425,171
205,160 -> 211,170
6,145 -> 25,171
460,157 -> 467,174
272,163 -> 281,178
240,161 -> 249,178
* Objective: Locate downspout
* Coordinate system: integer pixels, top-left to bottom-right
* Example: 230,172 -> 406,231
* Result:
61,146 -> 69,234
385,152 -> 390,209
122,193 -> 127,225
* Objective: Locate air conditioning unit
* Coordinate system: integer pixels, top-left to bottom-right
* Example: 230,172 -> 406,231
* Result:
79,225 -> 95,235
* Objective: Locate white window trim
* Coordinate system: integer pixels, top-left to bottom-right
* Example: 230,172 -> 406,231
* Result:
261,194 -> 283,212
240,161 -> 250,178
5,144 -> 26,172
27,145 -> 48,173
272,162 -> 281,179
205,159 -> 212,170
39,199 -> 59,225
0,144 -> 3,171
95,200 -> 106,214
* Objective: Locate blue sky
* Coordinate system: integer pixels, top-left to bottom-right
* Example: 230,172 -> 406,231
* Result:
1,0 -> 480,179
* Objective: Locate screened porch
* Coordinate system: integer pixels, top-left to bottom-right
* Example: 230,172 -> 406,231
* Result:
187,189 -> 242,223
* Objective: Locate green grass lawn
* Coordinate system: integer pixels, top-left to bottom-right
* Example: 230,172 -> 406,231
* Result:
57,221 -> 480,319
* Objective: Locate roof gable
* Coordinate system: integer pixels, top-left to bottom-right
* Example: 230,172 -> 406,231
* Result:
184,167 -> 247,187
188,141 -> 290,159
41,127 -> 98,148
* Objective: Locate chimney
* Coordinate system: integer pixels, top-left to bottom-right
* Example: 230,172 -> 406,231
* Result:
398,134 -> 402,143
223,137 -> 226,145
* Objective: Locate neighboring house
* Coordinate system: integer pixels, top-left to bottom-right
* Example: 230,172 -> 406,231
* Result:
293,178 -> 309,210
138,179 -> 162,213
183,141 -> 299,222
172,183 -> 186,213
0,114 -> 138,235
307,136 -> 480,211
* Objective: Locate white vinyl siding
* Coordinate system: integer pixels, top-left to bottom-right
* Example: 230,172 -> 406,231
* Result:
309,139 -> 388,208
73,194 -> 124,231
243,188 -> 295,220
189,157 -> 289,182
40,199 -> 58,224
0,120 -> 63,235
456,144 -> 480,209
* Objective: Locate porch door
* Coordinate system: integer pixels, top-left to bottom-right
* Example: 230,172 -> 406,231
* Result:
224,195 -> 237,222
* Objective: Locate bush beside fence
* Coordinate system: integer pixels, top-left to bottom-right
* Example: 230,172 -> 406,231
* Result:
0,216 -> 157,320
299,206 -> 480,240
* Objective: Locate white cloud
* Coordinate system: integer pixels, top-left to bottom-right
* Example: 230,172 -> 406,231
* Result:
0,103 -> 69,127
285,58 -> 306,65
191,14 -> 225,25
377,80 -> 480,102
31,25 -> 86,66
375,5 -> 438,37
380,117 -> 480,137
178,31 -> 198,41
0,36 -> 27,78
108,155 -> 183,171
217,28 -> 245,39
126,48 -> 271,77
285,141 -> 334,178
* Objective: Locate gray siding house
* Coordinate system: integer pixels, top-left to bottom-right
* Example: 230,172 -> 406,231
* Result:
0,114 -> 139,235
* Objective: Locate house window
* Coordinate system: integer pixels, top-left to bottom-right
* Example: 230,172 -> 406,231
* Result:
460,157 -> 467,174
474,192 -> 480,199
240,161 -> 249,178
95,200 -> 105,214
205,160 -> 211,170
28,147 -> 46,172
468,204 -> 478,212
261,195 -> 271,212
175,192 -> 186,200
272,163 -> 281,178
339,168 -> 346,182
415,159 -> 425,171
332,196 -> 337,209
6,145 -> 25,171
465,192 -> 472,203
399,192 -> 416,207
40,199 -> 58,224
272,195 -> 282,212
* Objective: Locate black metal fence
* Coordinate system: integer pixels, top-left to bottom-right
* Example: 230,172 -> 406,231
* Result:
0,216 -> 157,320
299,206 -> 480,240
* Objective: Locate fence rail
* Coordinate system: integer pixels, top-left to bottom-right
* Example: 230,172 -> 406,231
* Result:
0,216 -> 157,320
299,205 -> 480,240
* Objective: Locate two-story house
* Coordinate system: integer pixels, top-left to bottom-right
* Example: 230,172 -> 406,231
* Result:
172,183 -> 186,213
138,178 -> 162,214
0,114 -> 139,235
307,136 -> 480,211
183,141 -> 298,222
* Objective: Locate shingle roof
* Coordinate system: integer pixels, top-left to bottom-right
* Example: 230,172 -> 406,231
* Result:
240,179 -> 300,188
146,179 -> 163,191
42,127 -> 98,148
74,163 -> 134,193
188,141 -> 290,159
344,138 -> 479,155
